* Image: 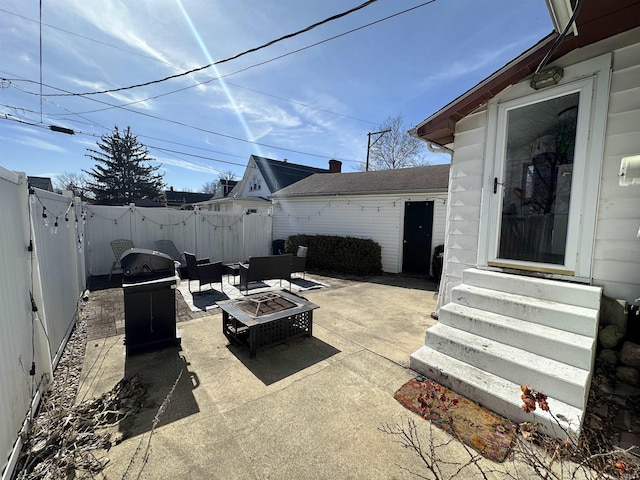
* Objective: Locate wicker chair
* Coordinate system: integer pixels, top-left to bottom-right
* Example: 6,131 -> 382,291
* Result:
109,239 -> 134,282
184,252 -> 224,294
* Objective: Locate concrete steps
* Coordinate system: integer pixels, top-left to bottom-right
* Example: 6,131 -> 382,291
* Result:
438,303 -> 595,369
410,345 -> 584,436
410,268 -> 602,437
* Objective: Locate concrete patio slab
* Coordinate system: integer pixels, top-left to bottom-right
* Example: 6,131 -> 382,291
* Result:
76,274 -> 510,479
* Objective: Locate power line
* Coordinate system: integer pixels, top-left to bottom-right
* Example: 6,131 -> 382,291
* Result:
0,7 -> 375,124
1,100 -> 331,166
4,100 -> 250,159
4,76 -> 360,163
42,0 -> 380,97
2,1 -> 438,162
0,114 -> 342,176
36,0 -> 436,112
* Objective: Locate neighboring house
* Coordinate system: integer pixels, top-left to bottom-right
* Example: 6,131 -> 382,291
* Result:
198,155 -> 340,213
409,1 -> 640,437
271,164 -> 450,275
164,188 -> 213,209
133,197 -> 165,208
28,176 -> 54,192
211,179 -> 238,199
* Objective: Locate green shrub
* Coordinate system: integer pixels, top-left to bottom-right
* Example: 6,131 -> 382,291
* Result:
285,234 -> 382,276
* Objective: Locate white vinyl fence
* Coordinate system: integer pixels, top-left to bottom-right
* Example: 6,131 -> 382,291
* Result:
0,169 -> 87,479
0,182 -> 273,479
85,205 -> 273,275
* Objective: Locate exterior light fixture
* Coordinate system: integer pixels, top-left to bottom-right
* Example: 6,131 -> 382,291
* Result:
531,66 -> 564,90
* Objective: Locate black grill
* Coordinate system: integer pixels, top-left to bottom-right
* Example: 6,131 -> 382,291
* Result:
120,248 -> 175,281
120,248 -> 181,355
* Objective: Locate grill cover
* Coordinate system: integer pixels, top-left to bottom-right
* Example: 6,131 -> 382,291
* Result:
120,248 -> 175,281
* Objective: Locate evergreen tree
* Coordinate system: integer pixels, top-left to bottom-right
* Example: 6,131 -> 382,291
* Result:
84,126 -> 165,205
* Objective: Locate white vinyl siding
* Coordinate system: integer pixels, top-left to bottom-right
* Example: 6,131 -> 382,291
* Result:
439,110 -> 486,304
592,40 -> 640,302
273,193 -> 447,274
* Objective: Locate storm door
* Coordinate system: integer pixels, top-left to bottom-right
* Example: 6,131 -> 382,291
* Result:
486,76 -> 598,275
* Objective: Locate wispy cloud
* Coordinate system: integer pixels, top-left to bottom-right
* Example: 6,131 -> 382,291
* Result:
154,156 -> 222,175
419,36 -> 541,90
4,134 -> 68,153
62,77 -> 155,109
60,0 -> 213,82
63,0 -> 173,64
74,138 -> 99,147
212,98 -> 302,129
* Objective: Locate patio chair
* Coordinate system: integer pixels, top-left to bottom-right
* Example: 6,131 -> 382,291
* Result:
109,239 -> 135,282
155,240 -> 186,271
291,245 -> 308,279
184,252 -> 224,294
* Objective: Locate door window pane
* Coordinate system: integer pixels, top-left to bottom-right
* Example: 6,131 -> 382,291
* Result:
498,92 -> 579,264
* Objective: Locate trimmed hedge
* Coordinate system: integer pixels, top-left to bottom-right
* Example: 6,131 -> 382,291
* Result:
285,234 -> 382,276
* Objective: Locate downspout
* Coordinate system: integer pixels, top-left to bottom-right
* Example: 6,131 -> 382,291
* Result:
407,127 -> 454,156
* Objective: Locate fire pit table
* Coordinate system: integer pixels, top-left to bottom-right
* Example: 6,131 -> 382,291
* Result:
218,290 -> 318,358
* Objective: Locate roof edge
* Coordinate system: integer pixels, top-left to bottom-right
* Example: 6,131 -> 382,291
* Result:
271,188 -> 448,199
412,33 -> 557,143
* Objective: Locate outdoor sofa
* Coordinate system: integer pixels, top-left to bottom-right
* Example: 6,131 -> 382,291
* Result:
239,254 -> 293,293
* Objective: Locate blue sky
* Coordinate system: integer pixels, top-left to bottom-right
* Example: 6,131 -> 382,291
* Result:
0,0 -> 553,192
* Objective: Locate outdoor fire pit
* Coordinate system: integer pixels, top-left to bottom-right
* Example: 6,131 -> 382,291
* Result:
218,290 -> 318,358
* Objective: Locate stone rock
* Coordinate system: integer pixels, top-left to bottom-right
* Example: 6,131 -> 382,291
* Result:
610,382 -> 640,398
590,403 -> 608,419
600,295 -> 628,333
600,325 -> 624,349
613,409 -> 633,431
616,366 -> 640,386
614,431 -> 640,454
599,348 -> 618,365
620,341 -> 640,368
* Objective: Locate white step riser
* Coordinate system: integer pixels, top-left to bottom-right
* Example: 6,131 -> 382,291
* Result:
438,306 -> 595,370
451,286 -> 598,337
423,329 -> 586,408
461,268 -> 602,310
409,348 -> 580,438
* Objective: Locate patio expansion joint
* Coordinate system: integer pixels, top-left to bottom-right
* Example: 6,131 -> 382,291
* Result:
315,320 -> 411,373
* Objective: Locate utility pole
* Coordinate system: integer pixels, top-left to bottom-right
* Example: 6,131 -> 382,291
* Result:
365,129 -> 391,171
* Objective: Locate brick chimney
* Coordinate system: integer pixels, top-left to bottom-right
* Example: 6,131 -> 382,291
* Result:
329,159 -> 342,173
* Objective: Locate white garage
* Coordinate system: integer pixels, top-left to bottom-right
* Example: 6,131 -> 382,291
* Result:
271,164 -> 450,275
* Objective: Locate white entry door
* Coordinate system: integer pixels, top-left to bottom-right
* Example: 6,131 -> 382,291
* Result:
481,54 -> 611,278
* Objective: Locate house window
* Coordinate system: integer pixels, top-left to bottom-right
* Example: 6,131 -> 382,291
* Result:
214,204 -> 221,212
